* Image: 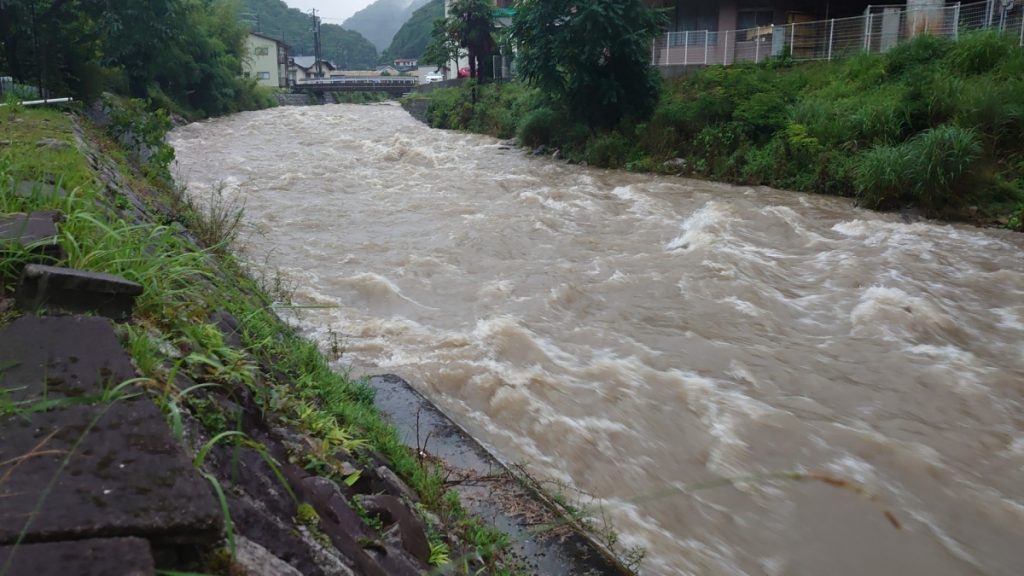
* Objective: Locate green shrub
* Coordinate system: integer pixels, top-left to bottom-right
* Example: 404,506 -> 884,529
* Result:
853,144 -> 909,209
884,34 -> 953,78
854,125 -> 981,210
584,132 -> 634,168
740,138 -> 785,184
516,108 -> 561,147
946,31 -> 1016,76
905,124 -> 981,209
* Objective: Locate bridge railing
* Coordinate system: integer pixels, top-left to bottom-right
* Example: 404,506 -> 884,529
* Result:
295,77 -> 419,87
652,0 -> 1023,68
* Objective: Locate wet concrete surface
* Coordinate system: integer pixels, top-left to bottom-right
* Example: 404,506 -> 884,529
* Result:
369,374 -> 629,576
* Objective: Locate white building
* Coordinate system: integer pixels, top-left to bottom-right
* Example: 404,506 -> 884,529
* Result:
243,33 -> 289,88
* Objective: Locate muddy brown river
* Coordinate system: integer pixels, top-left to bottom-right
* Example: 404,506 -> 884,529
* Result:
170,104 -> 1024,576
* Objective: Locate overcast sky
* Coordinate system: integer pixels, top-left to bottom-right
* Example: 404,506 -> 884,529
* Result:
282,0 -> 379,24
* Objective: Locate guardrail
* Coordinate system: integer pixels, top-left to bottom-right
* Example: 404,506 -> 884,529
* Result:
0,97 -> 74,108
295,77 -> 419,87
652,0 -> 1023,68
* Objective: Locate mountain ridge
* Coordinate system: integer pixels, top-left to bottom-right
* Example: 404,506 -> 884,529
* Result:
343,0 -> 432,51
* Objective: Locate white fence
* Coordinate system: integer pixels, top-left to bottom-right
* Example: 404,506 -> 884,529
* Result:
652,0 -> 1024,68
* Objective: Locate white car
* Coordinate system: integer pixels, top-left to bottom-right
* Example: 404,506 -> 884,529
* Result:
425,74 -> 444,83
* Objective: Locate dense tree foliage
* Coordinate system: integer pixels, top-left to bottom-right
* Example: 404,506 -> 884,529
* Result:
239,0 -> 378,69
381,0 -> 444,63
511,0 -> 664,127
0,0 -> 274,117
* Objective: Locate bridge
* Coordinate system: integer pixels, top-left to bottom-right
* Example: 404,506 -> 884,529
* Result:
294,77 -> 419,97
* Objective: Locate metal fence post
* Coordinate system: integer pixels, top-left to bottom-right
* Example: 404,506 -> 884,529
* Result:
1020,9 -> 1024,46
953,2 -> 961,39
865,13 -> 873,52
755,31 -> 760,62
666,32 -> 671,65
684,31 -> 689,64
705,30 -> 710,64
790,23 -> 796,57
828,18 -> 835,60
725,29 -> 730,65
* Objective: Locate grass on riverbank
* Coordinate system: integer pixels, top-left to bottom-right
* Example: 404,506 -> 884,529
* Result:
410,31 -> 1024,228
1,102 -> 522,574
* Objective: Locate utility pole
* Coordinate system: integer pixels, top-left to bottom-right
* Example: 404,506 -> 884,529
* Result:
311,9 -> 323,79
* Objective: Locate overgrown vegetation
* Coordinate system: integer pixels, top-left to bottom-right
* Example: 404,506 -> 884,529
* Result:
0,103 -> 523,573
0,0 -> 277,119
416,31 -> 1024,226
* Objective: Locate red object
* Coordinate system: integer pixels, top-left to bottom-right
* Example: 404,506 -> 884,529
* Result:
457,67 -> 471,78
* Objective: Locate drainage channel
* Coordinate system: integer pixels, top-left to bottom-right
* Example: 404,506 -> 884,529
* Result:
368,374 -> 631,576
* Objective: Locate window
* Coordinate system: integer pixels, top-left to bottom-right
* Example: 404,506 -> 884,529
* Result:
737,0 -> 773,30
257,72 -> 271,80
675,0 -> 719,32
255,46 -> 269,56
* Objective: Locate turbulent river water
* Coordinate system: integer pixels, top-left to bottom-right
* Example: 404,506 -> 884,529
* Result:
170,104 -> 1024,576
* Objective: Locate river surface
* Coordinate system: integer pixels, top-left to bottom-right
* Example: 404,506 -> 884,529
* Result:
170,104 -> 1024,576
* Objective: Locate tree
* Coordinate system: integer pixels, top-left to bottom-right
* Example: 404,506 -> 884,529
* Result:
511,0 -> 665,127
422,16 -> 463,76
423,0 -> 492,81
448,0 -> 493,81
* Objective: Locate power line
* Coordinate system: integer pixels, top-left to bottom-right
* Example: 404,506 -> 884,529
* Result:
311,9 -> 323,78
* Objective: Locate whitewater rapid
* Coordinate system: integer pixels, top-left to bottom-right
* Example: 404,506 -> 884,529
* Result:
171,103 -> 1024,576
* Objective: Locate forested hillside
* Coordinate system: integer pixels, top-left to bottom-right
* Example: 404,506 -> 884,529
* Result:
240,0 -> 378,69
343,0 -> 432,51
382,0 -> 445,63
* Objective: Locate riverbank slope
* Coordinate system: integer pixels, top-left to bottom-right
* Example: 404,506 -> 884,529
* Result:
0,102 -> 632,575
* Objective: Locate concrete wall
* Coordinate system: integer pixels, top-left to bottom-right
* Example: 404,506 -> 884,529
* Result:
906,0 -> 946,35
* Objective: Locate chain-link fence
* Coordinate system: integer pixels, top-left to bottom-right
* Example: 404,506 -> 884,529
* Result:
652,0 -> 1024,68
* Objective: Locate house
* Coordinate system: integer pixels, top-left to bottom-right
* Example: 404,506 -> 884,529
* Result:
243,32 -> 289,88
394,58 -> 419,71
289,56 -> 337,84
649,0 -> 984,69
652,0 -> 889,33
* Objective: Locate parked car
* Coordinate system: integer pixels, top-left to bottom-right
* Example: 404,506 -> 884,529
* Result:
425,73 -> 444,83
457,67 -> 470,78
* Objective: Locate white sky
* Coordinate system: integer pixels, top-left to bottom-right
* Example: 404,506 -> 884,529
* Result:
282,0 -> 378,24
